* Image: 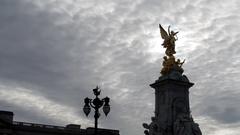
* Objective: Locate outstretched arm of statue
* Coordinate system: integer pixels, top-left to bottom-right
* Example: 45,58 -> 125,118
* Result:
180,59 -> 185,67
175,34 -> 178,40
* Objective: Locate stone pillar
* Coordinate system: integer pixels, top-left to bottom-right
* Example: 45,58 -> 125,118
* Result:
143,70 -> 202,135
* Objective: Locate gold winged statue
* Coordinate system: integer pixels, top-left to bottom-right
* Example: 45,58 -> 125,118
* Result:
159,24 -> 178,56
159,24 -> 185,75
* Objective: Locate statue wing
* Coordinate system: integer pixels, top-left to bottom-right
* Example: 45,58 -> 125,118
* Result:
159,24 -> 169,39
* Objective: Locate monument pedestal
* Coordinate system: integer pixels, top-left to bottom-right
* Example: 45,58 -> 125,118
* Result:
143,70 -> 202,135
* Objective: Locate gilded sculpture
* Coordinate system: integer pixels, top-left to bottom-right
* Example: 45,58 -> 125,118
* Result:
159,24 -> 178,56
159,24 -> 185,75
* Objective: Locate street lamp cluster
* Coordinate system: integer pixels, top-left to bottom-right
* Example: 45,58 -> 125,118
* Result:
83,86 -> 110,135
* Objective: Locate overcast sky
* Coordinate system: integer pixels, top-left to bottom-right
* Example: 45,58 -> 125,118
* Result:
0,0 -> 240,135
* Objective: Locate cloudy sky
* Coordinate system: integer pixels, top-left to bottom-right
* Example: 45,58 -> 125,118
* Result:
0,0 -> 240,135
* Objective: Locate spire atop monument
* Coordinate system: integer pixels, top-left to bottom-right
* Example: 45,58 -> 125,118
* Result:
159,24 -> 185,76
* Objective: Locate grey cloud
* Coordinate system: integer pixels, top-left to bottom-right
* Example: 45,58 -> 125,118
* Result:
193,88 -> 240,124
205,106 -> 240,124
0,0 -> 240,135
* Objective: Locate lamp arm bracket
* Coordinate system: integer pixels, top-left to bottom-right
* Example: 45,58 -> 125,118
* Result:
89,99 -> 96,109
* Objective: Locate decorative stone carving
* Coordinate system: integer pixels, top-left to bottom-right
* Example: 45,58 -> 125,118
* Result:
143,117 -> 167,135
173,113 -> 202,135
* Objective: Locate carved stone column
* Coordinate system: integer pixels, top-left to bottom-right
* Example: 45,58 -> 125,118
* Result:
143,69 -> 202,135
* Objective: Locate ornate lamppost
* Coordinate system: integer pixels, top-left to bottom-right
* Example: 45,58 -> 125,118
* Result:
83,86 -> 110,135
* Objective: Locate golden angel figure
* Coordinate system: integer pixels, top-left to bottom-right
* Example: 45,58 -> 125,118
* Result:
159,24 -> 178,56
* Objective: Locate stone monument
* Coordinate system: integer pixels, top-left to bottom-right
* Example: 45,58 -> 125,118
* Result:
143,24 -> 202,135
